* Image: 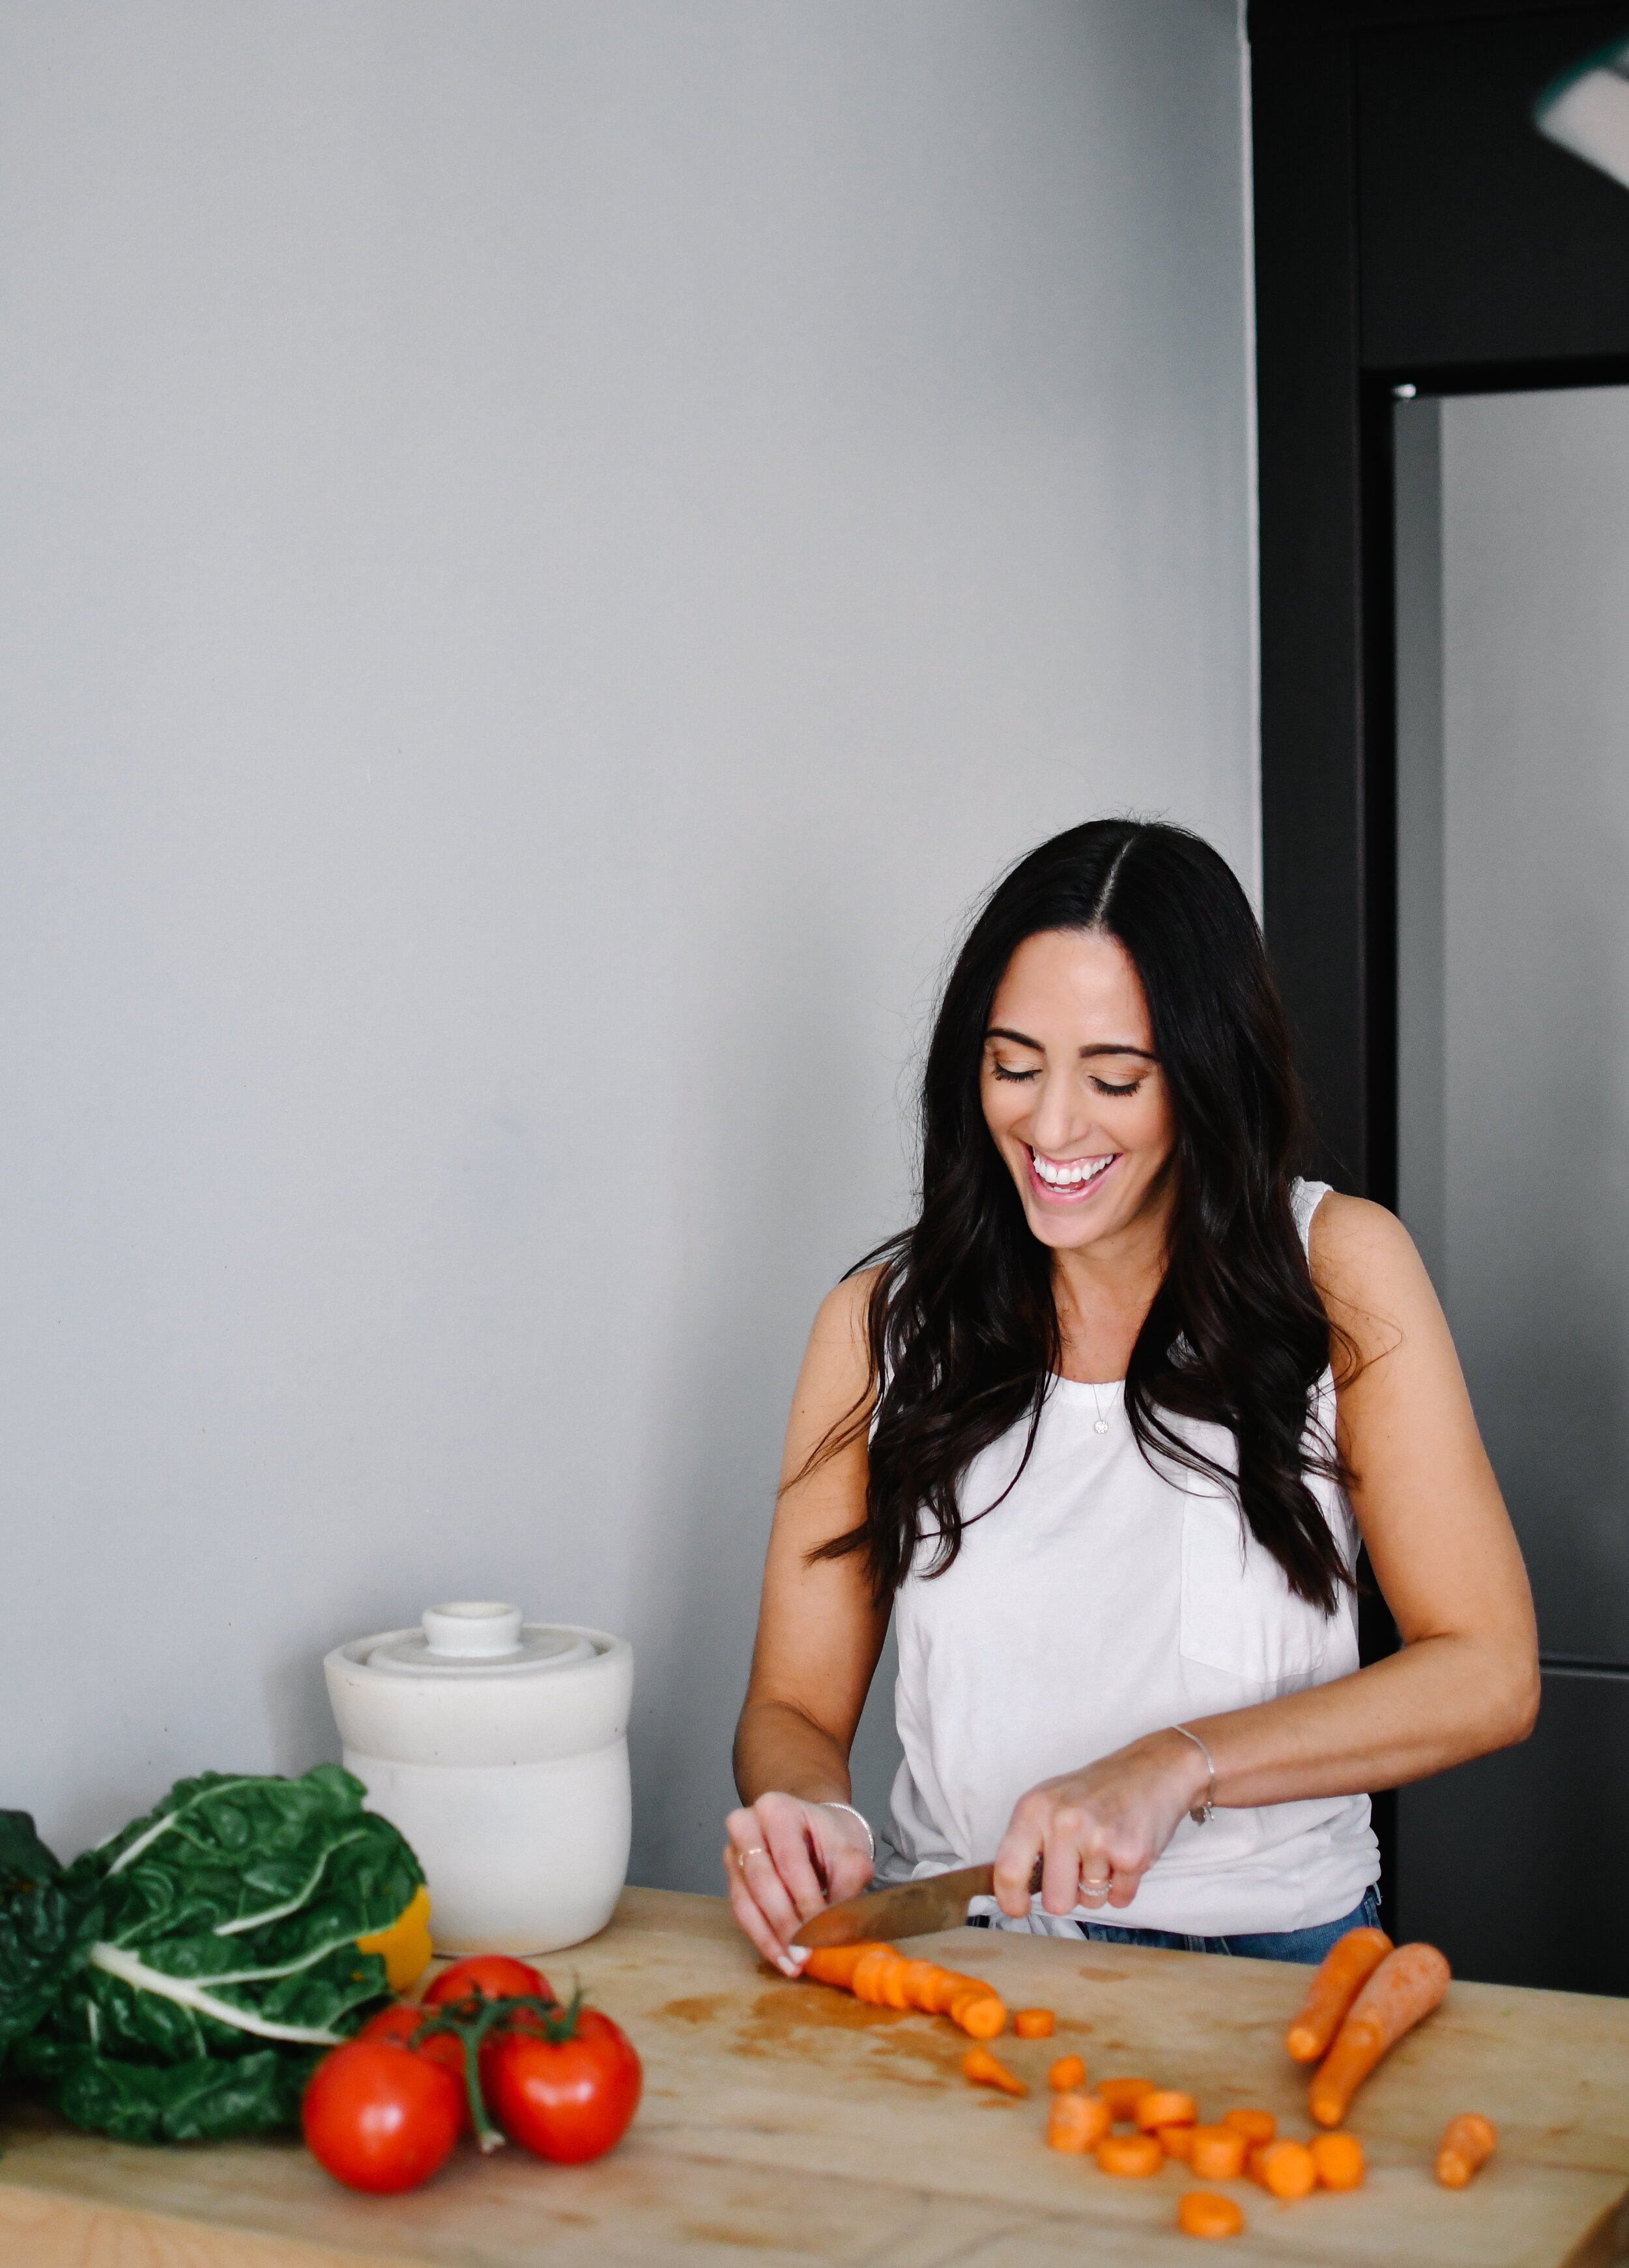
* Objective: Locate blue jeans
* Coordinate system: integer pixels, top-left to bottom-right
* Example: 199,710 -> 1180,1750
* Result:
970,1885 -> 1381,1966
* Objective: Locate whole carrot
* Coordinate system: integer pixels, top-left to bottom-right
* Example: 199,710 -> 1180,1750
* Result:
1436,2112 -> 1496,2188
1309,1941 -> 1450,2127
1284,1925 -> 1394,2062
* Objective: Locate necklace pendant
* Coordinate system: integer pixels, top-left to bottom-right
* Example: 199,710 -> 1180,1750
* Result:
1093,1417 -> 1110,1436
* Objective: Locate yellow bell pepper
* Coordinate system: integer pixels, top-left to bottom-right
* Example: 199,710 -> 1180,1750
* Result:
357,1883 -> 433,1993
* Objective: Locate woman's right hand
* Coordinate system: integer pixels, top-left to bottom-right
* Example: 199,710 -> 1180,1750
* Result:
723,1792 -> 875,1975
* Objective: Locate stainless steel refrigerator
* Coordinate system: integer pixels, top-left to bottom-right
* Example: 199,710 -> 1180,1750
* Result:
1392,381 -> 1629,1997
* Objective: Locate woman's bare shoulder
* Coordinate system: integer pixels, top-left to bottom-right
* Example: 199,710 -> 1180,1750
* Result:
1306,1192 -> 1439,1362
809,1263 -> 887,1348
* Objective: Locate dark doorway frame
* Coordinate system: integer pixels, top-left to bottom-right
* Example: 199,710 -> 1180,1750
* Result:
1250,0 -> 1629,1202
1248,0 -> 1629,1929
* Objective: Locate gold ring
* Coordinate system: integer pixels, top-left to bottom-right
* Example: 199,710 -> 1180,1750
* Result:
738,1845 -> 766,1863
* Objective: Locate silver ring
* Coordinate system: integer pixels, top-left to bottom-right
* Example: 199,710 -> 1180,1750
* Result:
738,1845 -> 766,1863
1081,1876 -> 1111,1895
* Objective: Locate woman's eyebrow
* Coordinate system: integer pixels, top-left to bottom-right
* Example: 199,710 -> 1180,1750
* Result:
984,1026 -> 1155,1061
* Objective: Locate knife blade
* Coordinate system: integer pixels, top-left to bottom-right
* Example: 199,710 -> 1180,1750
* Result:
791,1862 -> 1017,1949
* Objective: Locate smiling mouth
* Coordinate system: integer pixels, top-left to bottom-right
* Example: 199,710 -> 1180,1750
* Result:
1027,1147 -> 1116,1200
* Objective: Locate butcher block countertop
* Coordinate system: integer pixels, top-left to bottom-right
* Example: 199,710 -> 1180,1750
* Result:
3,1887 -> 1628,2268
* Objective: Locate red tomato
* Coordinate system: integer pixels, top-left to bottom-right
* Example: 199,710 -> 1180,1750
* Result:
302,2039 -> 463,2194
484,2008 -> 642,2164
358,2002 -> 474,2130
422,1954 -> 552,2007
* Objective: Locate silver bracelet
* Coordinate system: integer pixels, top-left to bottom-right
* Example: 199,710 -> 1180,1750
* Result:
817,1800 -> 876,1863
1170,1724 -> 1216,1825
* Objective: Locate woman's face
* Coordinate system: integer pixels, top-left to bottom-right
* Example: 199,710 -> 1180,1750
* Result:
980,927 -> 1176,1255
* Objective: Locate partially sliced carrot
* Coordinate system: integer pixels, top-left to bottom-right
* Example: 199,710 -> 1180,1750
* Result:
1190,2126 -> 1248,2181
926,1970 -> 979,2014
801,1941 -> 889,1988
1097,2132 -> 1164,2177
1285,1925 -> 1394,2062
1096,2075 -> 1155,2119
1221,2108 -> 1276,2145
1137,2089 -> 1198,2132
1048,2092 -> 1110,2152
1309,1943 -> 1451,2127
850,1945 -> 899,2005
899,1958 -> 942,2012
1436,2113 -> 1496,2188
962,2045 -> 1027,2097
1310,2132 -> 1365,2190
879,1956 -> 914,2011
1013,2007 -> 1054,2039
1048,2053 -> 1088,2091
1177,2192 -> 1246,2239
1159,2123 -> 1196,2161
1254,2140 -> 1316,2200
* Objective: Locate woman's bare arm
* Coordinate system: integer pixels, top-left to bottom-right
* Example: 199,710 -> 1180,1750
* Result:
994,1197 -> 1540,1916
725,1269 -> 891,1968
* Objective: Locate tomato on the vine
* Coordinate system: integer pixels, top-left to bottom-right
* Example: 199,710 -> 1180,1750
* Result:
484,2007 -> 642,2164
358,2001 -> 473,2129
302,2038 -> 463,2194
423,1954 -> 552,2007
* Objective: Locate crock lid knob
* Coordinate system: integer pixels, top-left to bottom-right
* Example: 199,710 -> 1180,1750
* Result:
421,1601 -> 525,1657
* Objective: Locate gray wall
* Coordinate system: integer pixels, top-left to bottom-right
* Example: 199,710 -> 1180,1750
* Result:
0,0 -> 1258,1891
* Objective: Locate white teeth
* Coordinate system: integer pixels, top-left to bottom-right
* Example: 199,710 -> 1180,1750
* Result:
1032,1152 -> 1110,1189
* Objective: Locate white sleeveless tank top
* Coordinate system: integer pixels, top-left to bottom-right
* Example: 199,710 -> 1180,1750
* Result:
883,1180 -> 1378,1936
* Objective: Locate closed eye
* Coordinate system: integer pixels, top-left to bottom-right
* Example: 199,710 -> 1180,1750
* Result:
1093,1078 -> 1142,1098
990,1063 -> 1041,1083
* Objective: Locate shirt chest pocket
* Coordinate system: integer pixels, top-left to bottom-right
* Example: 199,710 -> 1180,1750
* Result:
1179,1480 -> 1329,1689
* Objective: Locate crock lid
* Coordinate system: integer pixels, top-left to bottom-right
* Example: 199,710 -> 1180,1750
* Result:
362,1601 -> 597,1678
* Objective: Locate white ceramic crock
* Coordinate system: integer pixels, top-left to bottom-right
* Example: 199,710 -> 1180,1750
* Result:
324,1602 -> 633,1956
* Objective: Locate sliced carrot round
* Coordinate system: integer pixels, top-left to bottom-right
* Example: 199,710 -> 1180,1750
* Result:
1048,2093 -> 1110,2152
1159,2123 -> 1197,2161
1137,2089 -> 1198,2132
879,1957 -> 913,2011
1096,2075 -> 1155,2119
1189,2126 -> 1248,2181
955,1994 -> 1007,2041
899,1959 -> 942,2012
1013,2007 -> 1055,2039
1177,2192 -> 1245,2239
1048,2053 -> 1088,2091
1255,2140 -> 1317,2200
1097,2132 -> 1164,2177
1221,2108 -> 1276,2145
849,1947 -> 897,2005
1310,2132 -> 1365,2190
925,1970 -> 977,2014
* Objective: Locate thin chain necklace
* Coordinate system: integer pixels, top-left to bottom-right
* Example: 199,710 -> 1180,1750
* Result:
1088,1381 -> 1111,1436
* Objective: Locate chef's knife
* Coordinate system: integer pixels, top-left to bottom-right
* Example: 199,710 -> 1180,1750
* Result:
791,1859 -> 1042,1949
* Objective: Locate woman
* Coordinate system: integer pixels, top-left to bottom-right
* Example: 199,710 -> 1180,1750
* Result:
725,821 -> 1537,1973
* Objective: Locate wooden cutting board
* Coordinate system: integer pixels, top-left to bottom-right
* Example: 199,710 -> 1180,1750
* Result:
3,1886 -> 1626,2268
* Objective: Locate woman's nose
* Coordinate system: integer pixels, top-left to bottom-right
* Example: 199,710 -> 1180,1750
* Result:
1028,1077 -> 1085,1156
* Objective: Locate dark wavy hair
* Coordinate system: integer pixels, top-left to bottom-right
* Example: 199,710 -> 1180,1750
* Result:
811,818 -> 1351,1613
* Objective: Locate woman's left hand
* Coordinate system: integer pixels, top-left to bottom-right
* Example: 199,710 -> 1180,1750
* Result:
992,1728 -> 1211,1918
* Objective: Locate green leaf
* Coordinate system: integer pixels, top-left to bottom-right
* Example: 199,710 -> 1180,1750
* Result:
16,2035 -> 316,2142
5,1766 -> 425,2135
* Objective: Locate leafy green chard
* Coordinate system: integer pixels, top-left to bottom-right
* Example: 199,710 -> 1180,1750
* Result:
0,1766 -> 422,2142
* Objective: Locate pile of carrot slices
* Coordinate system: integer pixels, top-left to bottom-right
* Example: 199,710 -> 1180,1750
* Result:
801,1922 -> 1493,2237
